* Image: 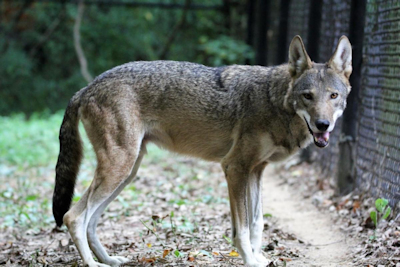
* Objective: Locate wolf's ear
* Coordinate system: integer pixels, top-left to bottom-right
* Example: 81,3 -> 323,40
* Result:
288,35 -> 312,78
328,36 -> 352,79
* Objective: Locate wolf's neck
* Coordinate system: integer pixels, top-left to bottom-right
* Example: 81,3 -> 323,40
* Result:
266,64 -> 294,114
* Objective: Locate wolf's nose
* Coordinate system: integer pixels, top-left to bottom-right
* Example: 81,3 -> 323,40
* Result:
315,119 -> 330,131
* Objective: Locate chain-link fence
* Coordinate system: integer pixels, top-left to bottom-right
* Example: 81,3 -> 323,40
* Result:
261,0 -> 400,210
287,0 -> 310,49
355,0 -> 400,209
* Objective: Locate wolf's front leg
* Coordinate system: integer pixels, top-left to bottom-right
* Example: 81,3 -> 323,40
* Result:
223,160 -> 267,267
248,163 -> 269,264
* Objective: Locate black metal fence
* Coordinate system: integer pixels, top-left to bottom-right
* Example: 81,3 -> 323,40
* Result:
252,0 -> 400,210
355,0 -> 400,210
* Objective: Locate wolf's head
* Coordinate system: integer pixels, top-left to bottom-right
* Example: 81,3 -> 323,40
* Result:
284,35 -> 352,148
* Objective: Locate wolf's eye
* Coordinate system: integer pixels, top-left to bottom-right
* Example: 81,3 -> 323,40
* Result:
331,93 -> 338,99
303,93 -> 312,100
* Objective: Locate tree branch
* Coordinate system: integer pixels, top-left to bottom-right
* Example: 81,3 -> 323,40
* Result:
73,0 -> 92,83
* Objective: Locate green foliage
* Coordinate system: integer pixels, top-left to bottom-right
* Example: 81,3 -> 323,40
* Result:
370,210 -> 377,227
375,198 -> 390,216
173,250 -> 184,258
1,1 -> 253,115
370,198 -> 391,228
0,46 -> 33,113
198,35 -> 254,66
1,3 -> 86,114
369,198 -> 391,240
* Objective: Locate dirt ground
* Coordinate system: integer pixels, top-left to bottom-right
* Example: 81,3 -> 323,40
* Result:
263,165 -> 357,267
1,148 -> 399,266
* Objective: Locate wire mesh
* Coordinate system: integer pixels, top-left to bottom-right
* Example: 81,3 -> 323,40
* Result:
318,0 -> 351,62
286,0 -> 310,48
355,0 -> 400,208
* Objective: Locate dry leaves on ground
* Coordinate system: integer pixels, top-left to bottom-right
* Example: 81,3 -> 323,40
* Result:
1,146 -> 302,266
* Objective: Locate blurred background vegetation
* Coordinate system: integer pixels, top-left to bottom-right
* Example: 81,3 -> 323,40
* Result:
0,0 -> 254,115
1,0 -> 399,234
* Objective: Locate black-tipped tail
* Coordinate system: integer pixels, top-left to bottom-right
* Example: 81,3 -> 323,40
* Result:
53,95 -> 83,227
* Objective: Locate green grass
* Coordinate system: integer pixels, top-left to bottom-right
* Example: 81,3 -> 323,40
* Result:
0,111 -> 64,167
0,111 -> 91,229
0,112 -> 62,229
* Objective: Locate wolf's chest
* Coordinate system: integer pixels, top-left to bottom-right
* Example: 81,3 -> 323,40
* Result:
258,129 -> 312,163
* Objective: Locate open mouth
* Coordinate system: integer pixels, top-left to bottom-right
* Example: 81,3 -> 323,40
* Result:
304,117 -> 330,148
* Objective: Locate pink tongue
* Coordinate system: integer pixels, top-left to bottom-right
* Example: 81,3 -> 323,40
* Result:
313,132 -> 330,142
314,132 -> 329,141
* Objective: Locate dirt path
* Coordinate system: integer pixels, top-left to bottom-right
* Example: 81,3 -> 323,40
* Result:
263,165 -> 356,267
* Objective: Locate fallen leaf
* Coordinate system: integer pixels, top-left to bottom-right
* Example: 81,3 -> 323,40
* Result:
187,256 -> 195,261
146,243 -> 152,248
353,200 -> 361,212
163,249 -> 170,258
139,257 -> 156,263
338,199 -> 349,209
174,250 -> 183,257
228,250 -> 239,257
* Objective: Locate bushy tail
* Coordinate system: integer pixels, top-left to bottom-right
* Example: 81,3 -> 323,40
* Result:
53,94 -> 83,227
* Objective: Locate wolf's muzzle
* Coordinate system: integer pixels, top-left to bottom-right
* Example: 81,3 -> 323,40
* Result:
304,117 -> 330,148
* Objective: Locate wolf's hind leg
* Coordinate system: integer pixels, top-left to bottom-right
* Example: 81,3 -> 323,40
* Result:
63,142 -> 140,266
63,188 -> 103,267
63,100 -> 145,266
87,149 -> 145,266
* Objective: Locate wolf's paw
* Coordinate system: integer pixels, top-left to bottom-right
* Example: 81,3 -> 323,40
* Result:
84,261 -> 112,267
105,256 -> 130,266
255,253 -> 270,264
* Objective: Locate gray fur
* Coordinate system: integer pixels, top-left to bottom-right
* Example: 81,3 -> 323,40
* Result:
53,35 -> 352,267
